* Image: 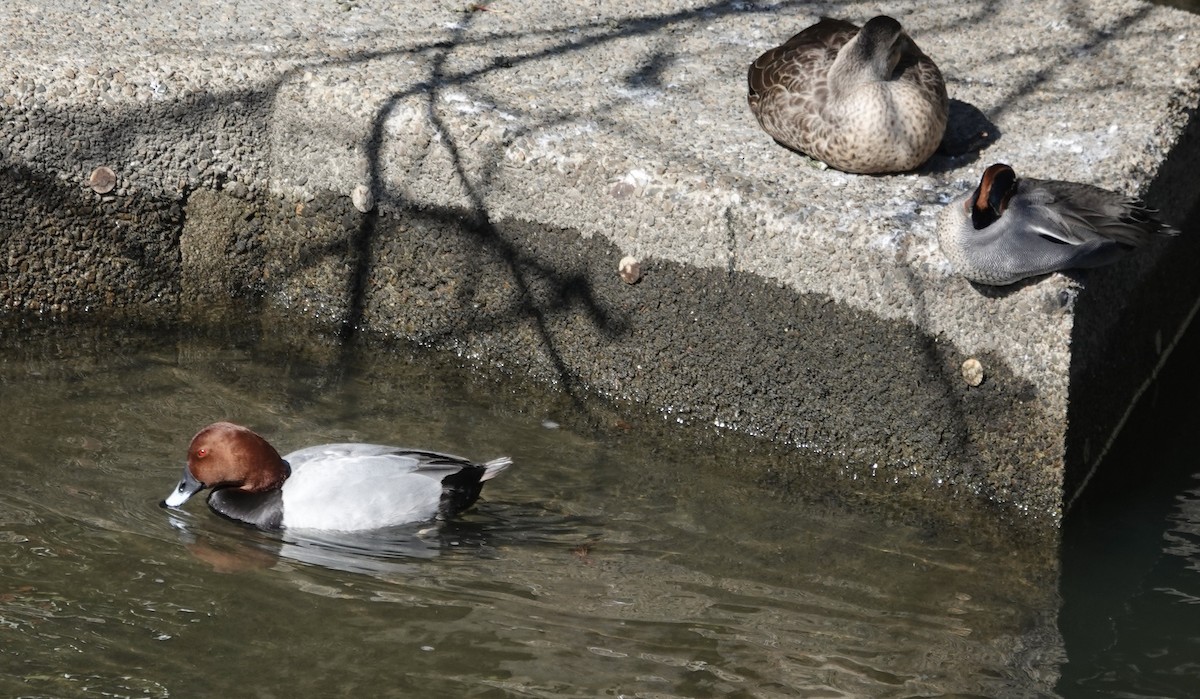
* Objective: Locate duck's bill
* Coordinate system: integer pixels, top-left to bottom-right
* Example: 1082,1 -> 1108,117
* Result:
162,466 -> 204,508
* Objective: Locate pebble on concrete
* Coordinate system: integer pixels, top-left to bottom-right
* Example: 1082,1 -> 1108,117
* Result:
619,255 -> 641,285
961,358 -> 984,387
88,166 -> 117,194
351,184 -> 375,213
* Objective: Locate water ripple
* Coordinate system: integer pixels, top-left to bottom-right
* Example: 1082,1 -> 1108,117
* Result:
0,324 -> 1063,697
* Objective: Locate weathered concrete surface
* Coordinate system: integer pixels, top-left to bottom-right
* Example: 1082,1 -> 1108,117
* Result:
2,0 -> 1200,522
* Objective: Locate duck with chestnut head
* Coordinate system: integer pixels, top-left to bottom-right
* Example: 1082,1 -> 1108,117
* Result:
162,422 -> 512,531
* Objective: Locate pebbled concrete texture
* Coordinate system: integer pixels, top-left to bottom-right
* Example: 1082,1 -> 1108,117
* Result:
2,0 -> 1200,522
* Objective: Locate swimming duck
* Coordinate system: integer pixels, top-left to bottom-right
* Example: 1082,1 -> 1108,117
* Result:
747,15 -> 948,174
161,422 -> 512,531
936,163 -> 1178,286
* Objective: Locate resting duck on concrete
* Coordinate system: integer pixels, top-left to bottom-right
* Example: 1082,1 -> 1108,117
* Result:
747,15 -> 948,174
936,163 -> 1178,286
162,421 -> 511,531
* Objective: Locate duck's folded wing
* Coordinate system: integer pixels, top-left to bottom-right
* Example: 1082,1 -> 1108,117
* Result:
1024,204 -> 1105,247
991,205 -> 1138,277
285,443 -> 474,473
1031,181 -> 1172,247
748,19 -> 856,96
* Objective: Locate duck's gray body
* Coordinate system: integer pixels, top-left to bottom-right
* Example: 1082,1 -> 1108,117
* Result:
937,164 -> 1177,286
747,16 -> 948,174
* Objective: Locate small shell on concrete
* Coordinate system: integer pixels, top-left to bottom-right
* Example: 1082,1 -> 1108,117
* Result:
961,358 -> 984,387
88,166 -> 117,194
619,256 -> 641,285
351,184 -> 375,213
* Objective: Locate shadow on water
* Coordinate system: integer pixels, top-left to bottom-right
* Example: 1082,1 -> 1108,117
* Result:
1059,189 -> 1200,695
1059,341 -> 1200,694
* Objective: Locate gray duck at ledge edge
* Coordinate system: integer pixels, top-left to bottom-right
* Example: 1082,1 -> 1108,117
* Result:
936,163 -> 1179,286
747,15 -> 948,174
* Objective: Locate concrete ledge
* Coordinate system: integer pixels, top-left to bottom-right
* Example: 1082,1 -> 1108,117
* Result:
3,0 -> 1200,522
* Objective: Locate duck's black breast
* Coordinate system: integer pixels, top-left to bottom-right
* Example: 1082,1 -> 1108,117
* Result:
208,488 -> 285,529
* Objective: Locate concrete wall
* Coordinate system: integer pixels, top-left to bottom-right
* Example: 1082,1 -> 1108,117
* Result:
3,0 -> 1200,523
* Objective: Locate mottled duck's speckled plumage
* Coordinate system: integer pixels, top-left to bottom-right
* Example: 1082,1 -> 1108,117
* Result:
747,16 -> 948,174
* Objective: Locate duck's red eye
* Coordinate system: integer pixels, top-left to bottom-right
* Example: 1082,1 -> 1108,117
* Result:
196,448 -> 208,458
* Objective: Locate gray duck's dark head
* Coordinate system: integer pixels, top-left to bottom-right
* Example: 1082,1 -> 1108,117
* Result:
970,163 -> 1019,230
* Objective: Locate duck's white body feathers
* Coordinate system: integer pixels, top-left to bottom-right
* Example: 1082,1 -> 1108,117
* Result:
280,444 -> 512,530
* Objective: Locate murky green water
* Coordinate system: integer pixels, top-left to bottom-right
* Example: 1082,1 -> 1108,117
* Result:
0,319 -> 1066,696
1056,311 -> 1200,699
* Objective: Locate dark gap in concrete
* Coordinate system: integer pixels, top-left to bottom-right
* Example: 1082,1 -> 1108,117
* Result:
1064,103 -> 1200,512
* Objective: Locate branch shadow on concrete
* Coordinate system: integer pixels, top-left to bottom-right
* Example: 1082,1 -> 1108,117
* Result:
10,0 -> 1188,492
327,0 -> 817,411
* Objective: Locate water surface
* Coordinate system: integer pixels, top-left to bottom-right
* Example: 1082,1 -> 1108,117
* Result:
2,320 -> 1061,696
1057,311 -> 1200,699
